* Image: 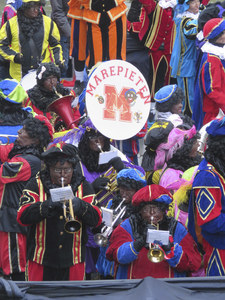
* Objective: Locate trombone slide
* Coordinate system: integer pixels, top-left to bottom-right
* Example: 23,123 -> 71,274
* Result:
0,134 -> 18,145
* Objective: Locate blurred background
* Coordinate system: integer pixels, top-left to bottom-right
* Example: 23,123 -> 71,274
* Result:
0,0 -> 52,18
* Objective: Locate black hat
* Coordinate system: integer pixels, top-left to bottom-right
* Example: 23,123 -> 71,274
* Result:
42,142 -> 78,165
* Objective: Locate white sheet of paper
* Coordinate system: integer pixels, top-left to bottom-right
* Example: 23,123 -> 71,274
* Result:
98,150 -> 118,165
110,145 -> 128,162
50,186 -> 74,202
101,207 -> 113,227
146,229 -> 169,245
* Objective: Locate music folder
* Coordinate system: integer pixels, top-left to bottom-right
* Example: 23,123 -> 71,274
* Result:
50,186 -> 74,202
146,229 -> 169,245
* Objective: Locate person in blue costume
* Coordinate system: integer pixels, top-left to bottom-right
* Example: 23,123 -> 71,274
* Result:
0,78 -> 32,146
170,0 -> 202,118
95,168 -> 146,279
188,116 -> 225,276
106,184 -> 201,279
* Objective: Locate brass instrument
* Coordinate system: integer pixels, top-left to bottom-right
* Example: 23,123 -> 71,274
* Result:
95,166 -> 119,205
147,217 -> 164,263
94,198 -> 126,247
47,87 -> 77,130
198,108 -> 224,154
61,178 -> 81,233
0,134 -> 18,145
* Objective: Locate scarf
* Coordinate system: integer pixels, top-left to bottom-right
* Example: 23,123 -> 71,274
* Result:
17,9 -> 43,41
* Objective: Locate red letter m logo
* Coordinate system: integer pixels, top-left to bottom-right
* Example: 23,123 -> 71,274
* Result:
103,85 -> 132,122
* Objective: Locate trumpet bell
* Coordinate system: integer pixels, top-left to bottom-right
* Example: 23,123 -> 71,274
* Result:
94,233 -> 109,247
147,247 -> 164,263
64,220 -> 81,234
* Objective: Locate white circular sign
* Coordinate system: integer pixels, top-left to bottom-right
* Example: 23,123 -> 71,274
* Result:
86,60 -> 151,140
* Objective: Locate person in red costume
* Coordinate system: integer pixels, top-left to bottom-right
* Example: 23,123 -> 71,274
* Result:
138,0 -> 177,98
0,115 -> 53,281
17,142 -> 102,281
106,184 -> 201,279
193,18 -> 225,130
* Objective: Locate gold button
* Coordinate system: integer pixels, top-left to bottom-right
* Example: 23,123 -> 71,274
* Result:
60,216 -> 63,220
163,38 -> 165,40
59,245 -> 62,249
103,4 -> 105,6
60,231 -> 63,235
103,9 -> 105,12
169,16 -> 171,18
167,24 -> 169,27
165,31 -> 167,34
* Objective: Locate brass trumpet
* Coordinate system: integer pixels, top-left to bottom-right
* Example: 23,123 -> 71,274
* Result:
94,198 -> 126,247
95,166 -> 119,205
61,178 -> 81,233
0,134 -> 18,145
147,217 -> 164,263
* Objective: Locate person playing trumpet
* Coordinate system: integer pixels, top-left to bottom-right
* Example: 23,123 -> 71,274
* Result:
52,118 -> 146,279
106,184 -> 201,279
95,168 -> 147,279
17,141 -> 102,281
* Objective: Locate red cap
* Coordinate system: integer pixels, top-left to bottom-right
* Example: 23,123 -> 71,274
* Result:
203,18 -> 225,40
132,184 -> 173,206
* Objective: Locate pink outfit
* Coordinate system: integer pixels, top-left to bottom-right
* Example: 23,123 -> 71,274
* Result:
159,166 -> 184,194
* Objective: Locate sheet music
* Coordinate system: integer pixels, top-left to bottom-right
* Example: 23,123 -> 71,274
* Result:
50,186 -> 74,202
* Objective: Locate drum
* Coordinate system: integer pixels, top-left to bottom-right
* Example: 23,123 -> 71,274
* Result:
20,70 -> 37,91
85,60 -> 151,140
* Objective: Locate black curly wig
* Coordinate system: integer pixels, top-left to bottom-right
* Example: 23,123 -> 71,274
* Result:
36,63 -> 61,86
204,135 -> 225,178
0,97 -> 32,126
23,117 -> 52,149
78,128 -> 111,172
166,116 -> 202,171
155,87 -> 184,113
117,177 -> 145,191
40,160 -> 84,195
7,118 -> 52,159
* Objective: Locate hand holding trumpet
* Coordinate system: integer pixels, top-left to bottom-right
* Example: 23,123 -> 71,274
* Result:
92,177 -> 110,192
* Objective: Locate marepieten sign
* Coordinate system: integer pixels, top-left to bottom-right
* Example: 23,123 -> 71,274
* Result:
86,60 -> 151,140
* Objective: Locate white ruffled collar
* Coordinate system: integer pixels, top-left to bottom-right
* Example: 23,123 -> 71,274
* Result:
176,11 -> 199,20
158,0 -> 177,9
201,42 -> 225,60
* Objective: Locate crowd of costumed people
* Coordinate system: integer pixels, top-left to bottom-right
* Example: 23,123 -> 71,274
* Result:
0,0 -> 225,283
